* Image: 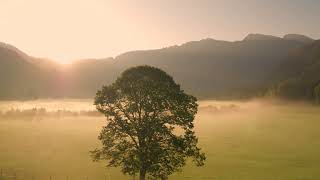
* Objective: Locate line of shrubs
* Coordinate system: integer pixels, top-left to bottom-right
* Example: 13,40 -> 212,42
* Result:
0,107 -> 102,118
199,104 -> 240,113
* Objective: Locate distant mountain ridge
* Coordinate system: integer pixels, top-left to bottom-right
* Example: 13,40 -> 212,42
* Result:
283,34 -> 315,44
0,33 -> 318,100
243,33 -> 282,41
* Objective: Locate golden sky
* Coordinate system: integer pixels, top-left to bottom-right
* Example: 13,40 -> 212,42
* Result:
0,0 -> 319,63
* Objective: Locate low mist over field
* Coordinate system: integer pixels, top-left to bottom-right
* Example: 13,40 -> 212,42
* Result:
1,99 -> 320,180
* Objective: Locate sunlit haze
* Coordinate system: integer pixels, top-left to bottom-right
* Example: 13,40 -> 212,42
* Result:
0,0 -> 319,63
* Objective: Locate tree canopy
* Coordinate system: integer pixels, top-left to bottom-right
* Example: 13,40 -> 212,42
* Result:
91,66 -> 205,179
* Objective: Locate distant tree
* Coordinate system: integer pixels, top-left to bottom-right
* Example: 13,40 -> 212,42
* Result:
91,66 -> 205,180
315,84 -> 320,104
275,77 -> 312,100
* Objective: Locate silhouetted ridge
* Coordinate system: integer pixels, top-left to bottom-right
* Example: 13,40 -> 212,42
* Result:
283,34 -> 314,44
243,34 -> 282,41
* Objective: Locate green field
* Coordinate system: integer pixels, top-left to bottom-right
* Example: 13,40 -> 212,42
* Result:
1,99 -> 320,180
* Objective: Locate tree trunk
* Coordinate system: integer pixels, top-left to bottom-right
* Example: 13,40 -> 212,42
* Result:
139,169 -> 146,180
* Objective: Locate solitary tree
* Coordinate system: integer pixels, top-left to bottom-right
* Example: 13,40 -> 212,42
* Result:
91,66 -> 205,179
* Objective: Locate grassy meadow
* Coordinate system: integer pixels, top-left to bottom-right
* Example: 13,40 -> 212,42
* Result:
0,99 -> 320,180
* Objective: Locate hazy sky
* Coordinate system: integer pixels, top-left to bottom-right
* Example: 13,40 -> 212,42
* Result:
0,0 -> 319,63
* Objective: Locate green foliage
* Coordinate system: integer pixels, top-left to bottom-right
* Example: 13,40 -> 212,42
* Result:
274,69 -> 320,100
275,78 -> 309,99
91,66 -> 205,179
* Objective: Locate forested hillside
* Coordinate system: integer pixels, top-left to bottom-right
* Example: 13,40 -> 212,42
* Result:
270,40 -> 320,101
